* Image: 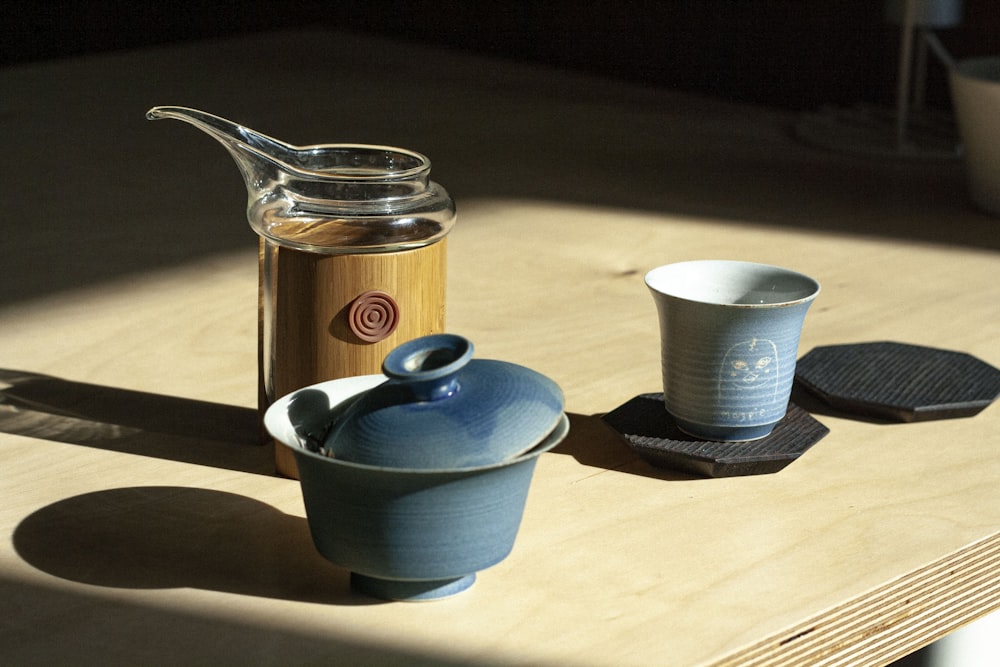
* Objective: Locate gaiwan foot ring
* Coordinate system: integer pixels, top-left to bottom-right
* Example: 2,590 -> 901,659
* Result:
351,573 -> 476,601
602,394 -> 828,478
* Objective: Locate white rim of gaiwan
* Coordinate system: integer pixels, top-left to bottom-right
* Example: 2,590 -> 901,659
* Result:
263,375 -> 568,473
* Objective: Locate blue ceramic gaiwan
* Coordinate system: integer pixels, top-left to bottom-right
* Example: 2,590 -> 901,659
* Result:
263,333 -> 568,601
323,333 -> 564,468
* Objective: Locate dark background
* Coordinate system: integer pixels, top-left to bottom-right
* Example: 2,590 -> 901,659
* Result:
4,0 -> 1000,111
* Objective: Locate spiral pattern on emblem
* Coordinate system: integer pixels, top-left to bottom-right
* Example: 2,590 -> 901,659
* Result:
348,290 -> 399,343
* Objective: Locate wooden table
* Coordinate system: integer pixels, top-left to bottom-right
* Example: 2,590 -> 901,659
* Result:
2,30 -> 998,666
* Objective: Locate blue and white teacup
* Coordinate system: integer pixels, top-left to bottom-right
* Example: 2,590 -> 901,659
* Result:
646,260 -> 820,441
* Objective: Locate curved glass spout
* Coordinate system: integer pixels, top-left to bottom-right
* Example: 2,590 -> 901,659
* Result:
146,106 -> 455,254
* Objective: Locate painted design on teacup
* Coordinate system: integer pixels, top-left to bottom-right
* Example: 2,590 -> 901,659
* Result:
719,337 -> 779,401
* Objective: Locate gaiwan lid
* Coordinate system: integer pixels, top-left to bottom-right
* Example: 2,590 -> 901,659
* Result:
323,333 -> 565,468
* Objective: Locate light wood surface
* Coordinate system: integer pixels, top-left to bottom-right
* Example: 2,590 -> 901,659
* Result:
1,29 -> 998,666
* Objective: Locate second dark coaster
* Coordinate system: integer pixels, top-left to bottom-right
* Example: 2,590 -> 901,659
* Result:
794,341 -> 1000,422
602,394 -> 828,478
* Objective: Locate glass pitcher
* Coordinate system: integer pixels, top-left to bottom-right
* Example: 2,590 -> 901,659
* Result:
147,107 -> 455,478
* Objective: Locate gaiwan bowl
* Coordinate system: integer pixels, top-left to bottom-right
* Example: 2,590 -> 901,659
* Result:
263,334 -> 568,601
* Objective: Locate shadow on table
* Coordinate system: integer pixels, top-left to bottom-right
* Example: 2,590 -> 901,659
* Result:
12,486 -> 375,606
4,29 -> 999,311
0,369 -> 273,475
0,368 -> 699,481
553,412 -> 699,481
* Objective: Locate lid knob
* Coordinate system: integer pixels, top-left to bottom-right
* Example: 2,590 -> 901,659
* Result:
382,334 -> 473,401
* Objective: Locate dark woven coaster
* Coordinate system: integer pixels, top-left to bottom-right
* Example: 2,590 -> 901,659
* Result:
602,394 -> 828,478
795,341 -> 1000,422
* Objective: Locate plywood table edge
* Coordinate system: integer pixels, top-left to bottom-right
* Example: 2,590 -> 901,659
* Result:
710,531 -> 1000,667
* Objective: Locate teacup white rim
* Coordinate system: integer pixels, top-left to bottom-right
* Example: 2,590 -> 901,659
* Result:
645,259 -> 820,308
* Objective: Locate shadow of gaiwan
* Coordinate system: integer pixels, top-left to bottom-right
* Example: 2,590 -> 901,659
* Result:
13,486 -> 379,606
